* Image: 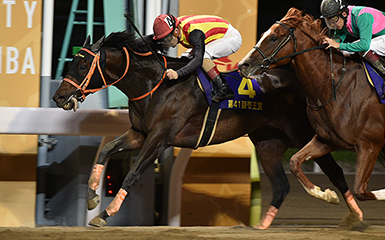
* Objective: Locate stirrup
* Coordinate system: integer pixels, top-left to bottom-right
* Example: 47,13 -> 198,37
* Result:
211,89 -> 234,102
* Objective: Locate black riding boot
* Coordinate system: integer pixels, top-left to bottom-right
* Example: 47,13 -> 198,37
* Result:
364,51 -> 385,77
201,59 -> 234,102
364,51 -> 385,99
211,74 -> 235,102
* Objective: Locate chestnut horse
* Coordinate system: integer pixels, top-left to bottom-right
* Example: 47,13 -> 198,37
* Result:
239,7 -> 385,222
53,31 -> 355,228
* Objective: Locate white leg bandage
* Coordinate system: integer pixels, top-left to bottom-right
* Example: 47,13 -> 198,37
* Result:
372,189 -> 385,200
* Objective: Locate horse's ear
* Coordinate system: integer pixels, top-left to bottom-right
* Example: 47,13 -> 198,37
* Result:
91,36 -> 105,52
83,35 -> 91,47
287,7 -> 301,16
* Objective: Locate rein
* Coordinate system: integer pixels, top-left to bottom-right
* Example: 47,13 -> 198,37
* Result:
129,53 -> 168,101
269,44 -> 327,65
306,55 -> 346,110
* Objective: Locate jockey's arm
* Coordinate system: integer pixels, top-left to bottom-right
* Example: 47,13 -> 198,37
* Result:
175,29 -> 205,78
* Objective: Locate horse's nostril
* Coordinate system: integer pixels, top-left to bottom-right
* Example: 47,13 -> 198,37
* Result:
53,95 -> 65,103
239,62 -> 250,69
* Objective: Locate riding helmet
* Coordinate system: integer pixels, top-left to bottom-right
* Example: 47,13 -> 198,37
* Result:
320,0 -> 347,18
153,14 -> 180,40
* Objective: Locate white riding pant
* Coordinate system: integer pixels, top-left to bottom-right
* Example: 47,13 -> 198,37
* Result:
367,35 -> 385,57
346,35 -> 385,57
181,24 -> 242,60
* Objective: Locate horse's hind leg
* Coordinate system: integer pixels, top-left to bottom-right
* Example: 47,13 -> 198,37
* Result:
353,142 -> 382,200
314,154 -> 363,220
87,129 -> 145,210
249,132 -> 291,229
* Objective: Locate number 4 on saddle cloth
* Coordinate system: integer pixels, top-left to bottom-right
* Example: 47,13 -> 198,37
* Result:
194,68 -> 263,148
196,68 -> 264,110
362,58 -> 385,103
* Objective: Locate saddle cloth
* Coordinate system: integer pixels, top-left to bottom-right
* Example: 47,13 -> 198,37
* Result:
193,68 -> 264,149
196,68 -> 264,110
362,58 -> 385,104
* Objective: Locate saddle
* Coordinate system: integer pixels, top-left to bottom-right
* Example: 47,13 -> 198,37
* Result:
196,68 -> 264,110
194,68 -> 263,148
361,58 -> 385,103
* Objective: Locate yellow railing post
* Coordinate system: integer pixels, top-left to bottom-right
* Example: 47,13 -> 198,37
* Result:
249,147 -> 261,226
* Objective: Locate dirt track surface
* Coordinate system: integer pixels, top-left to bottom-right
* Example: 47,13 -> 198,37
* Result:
2,226 -> 385,240
2,173 -> 384,239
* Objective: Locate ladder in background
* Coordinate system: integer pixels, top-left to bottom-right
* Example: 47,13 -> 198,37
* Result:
53,0 -> 127,109
54,0 -> 104,80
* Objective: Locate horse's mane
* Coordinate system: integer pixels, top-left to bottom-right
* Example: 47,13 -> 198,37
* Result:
103,31 -> 166,54
280,8 -> 327,44
279,8 -> 360,65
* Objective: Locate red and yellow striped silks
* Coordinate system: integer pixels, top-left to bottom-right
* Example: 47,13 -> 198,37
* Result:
177,15 -> 229,48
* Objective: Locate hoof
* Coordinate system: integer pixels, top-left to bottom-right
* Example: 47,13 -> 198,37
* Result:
89,216 -> 107,227
307,186 -> 339,204
230,224 -> 247,229
252,224 -> 269,230
87,195 -> 100,210
325,188 -> 339,205
338,212 -> 370,232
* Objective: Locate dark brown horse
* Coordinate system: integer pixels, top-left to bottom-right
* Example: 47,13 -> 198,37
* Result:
53,31 -> 356,228
239,7 -> 385,221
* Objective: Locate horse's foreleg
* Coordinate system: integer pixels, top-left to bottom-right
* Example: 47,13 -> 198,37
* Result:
87,129 -> 145,211
88,188 -> 128,227
290,136 -> 338,203
353,143 -> 381,200
89,128 -> 172,227
87,164 -> 105,210
343,190 -> 363,220
250,133 -> 290,229
255,205 -> 279,230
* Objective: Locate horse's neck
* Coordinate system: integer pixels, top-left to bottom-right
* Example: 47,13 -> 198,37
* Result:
290,35 -> 335,95
105,50 -> 158,98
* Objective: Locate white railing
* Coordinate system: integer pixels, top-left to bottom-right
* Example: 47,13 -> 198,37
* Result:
0,107 -> 130,136
0,107 -> 190,226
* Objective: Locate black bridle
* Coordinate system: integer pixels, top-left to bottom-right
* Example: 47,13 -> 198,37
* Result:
254,21 -> 328,71
252,21 -> 346,110
254,21 -> 297,71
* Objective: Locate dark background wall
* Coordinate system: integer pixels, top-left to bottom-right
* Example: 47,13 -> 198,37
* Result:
51,1 -> 385,78
257,0 -> 385,40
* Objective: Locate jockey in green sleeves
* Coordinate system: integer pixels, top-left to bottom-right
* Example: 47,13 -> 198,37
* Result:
320,0 -> 385,76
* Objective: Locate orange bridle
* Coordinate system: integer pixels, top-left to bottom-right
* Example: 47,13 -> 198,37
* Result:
127,47 -> 168,101
63,46 -> 167,102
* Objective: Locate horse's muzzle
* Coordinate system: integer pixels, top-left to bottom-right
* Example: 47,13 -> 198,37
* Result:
238,62 -> 261,79
53,94 -> 79,112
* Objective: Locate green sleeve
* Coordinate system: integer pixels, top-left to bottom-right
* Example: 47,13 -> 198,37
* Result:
333,29 -> 347,43
339,13 -> 374,52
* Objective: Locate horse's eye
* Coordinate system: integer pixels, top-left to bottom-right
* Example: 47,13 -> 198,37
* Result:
270,36 -> 278,42
78,63 -> 88,75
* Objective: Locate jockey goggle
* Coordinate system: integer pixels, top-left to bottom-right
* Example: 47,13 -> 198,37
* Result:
160,33 -> 174,46
325,15 -> 340,29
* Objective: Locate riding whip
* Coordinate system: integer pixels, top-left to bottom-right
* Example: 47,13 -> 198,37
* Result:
124,13 -> 167,71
